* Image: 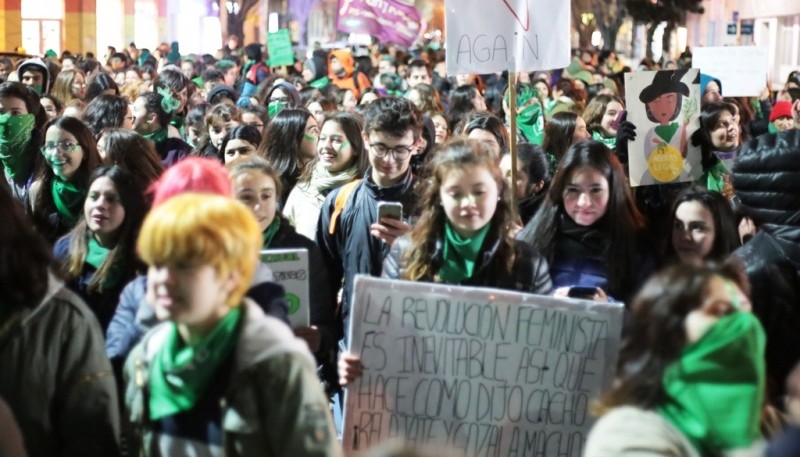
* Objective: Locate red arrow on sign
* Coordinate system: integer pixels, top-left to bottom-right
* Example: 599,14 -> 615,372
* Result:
500,0 -> 531,32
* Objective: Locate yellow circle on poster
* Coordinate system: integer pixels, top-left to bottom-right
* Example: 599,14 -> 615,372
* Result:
647,144 -> 683,182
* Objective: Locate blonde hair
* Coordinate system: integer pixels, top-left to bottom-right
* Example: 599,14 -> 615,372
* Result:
137,193 -> 261,306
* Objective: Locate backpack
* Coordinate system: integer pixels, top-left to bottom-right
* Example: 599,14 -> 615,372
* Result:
328,179 -> 362,235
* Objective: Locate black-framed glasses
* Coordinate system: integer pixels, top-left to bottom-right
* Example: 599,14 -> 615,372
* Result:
41,141 -> 80,154
124,115 -> 136,123
368,142 -> 414,160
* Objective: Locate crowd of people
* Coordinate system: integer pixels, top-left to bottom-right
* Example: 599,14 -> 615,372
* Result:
1,37 -> 800,456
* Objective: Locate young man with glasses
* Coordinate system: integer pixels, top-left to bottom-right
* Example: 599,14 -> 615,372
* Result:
317,97 -> 422,345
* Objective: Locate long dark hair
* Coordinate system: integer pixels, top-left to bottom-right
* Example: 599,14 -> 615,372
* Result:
518,140 -> 646,298
82,94 -> 130,139
665,186 -> 739,262
403,137 -> 517,281
258,108 -> 311,179
447,84 -> 481,127
101,128 -> 164,191
691,101 -> 739,170
596,262 -> 747,412
298,112 -> 367,182
85,72 -> 119,102
0,187 -> 52,309
542,111 -> 579,163
220,124 -> 262,162
60,165 -> 146,293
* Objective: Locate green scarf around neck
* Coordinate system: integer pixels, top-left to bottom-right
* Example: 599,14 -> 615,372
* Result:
592,130 -> 617,150
149,306 -> 242,420
698,161 -> 729,194
658,311 -> 765,455
516,103 -> 545,145
51,176 -> 85,226
86,236 -> 110,269
261,217 -> 282,249
438,221 -> 492,283
143,126 -> 168,145
654,122 -> 680,143
0,113 -> 36,181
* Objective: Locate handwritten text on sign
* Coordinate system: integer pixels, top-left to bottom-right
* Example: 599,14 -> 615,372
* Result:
445,0 -> 571,75
343,276 -> 623,457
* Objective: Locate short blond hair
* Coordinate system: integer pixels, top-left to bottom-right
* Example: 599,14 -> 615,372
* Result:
137,193 -> 260,306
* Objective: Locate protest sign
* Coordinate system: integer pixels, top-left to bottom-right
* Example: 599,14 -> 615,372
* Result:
445,0 -> 571,75
337,0 -> 422,48
267,28 -> 295,67
343,276 -> 624,457
625,69 -> 702,187
692,46 -> 768,97
260,248 -> 310,327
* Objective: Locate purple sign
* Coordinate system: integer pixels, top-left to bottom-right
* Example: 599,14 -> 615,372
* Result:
337,0 -> 421,48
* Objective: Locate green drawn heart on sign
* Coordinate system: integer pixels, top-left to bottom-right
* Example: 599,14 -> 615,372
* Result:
286,293 -> 300,315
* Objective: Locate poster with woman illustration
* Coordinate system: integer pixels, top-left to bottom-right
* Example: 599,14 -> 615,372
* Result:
625,69 -> 702,187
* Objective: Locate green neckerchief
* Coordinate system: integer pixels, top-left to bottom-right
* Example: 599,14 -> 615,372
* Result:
438,221 -> 492,283
268,101 -> 287,118
750,99 -> 763,120
191,76 -> 203,88
698,161 -> 729,193
654,122 -> 680,143
767,122 -> 779,134
51,176 -> 85,226
516,103 -> 545,145
0,113 -> 36,181
261,217 -> 282,249
169,114 -> 184,137
143,127 -> 168,145
309,76 -> 330,89
86,236 -> 110,269
658,311 -> 765,455
30,85 -> 44,95
592,130 -> 617,149
149,306 -> 242,420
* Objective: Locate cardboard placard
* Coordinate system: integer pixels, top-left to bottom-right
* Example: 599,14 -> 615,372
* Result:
343,276 -> 624,456
624,69 -> 703,187
692,46 -> 769,97
260,248 -> 309,327
267,28 -> 295,67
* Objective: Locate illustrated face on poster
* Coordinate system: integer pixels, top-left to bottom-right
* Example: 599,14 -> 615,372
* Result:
625,69 -> 702,187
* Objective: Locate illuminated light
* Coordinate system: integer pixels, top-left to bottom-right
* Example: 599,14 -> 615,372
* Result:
268,12 -> 279,33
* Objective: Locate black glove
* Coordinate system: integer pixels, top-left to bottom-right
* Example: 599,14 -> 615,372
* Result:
614,111 -> 636,165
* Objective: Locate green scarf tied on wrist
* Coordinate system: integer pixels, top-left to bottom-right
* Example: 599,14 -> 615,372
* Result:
658,311 -> 766,455
261,217 -> 282,249
0,113 -> 36,181
149,306 -> 243,420
438,221 -> 491,283
143,127 -> 169,145
51,176 -> 85,226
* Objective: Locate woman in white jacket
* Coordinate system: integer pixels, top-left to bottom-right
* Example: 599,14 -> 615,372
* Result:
283,112 -> 367,239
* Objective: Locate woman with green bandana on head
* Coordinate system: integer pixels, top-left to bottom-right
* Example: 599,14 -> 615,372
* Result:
53,166 -> 146,332
29,116 -> 101,243
153,67 -> 192,137
585,262 -> 766,457
284,112 -> 368,240
0,82 -> 48,206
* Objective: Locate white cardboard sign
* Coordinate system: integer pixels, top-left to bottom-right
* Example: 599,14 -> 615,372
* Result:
343,276 -> 624,457
692,46 -> 769,97
445,0 -> 571,75
260,248 -> 310,328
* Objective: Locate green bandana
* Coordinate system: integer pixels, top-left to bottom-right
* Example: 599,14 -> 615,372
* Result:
149,307 -> 242,420
157,86 -> 181,114
51,176 -> 85,226
86,236 -> 110,269
654,122 -> 680,143
261,217 -> 282,249
517,103 -> 545,145
658,311 -> 765,455
0,113 -> 36,181
30,85 -> 44,95
268,101 -> 287,118
592,130 -> 617,150
698,161 -> 729,194
438,221 -> 491,283
143,127 -> 169,145
767,122 -> 779,134
309,76 -> 330,89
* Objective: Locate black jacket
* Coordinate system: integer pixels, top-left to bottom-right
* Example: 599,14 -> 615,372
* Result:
316,169 -> 417,344
732,129 -> 800,403
383,232 -> 553,295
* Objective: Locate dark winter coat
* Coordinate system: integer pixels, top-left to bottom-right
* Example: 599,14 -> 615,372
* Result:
732,129 -> 800,403
155,137 -> 192,168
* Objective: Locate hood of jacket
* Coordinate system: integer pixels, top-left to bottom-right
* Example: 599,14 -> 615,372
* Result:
17,58 -> 50,92
733,129 -> 800,245
328,49 -> 355,80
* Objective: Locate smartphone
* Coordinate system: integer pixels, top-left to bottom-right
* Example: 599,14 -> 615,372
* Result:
377,201 -> 403,221
567,286 -> 597,299
611,109 -> 627,131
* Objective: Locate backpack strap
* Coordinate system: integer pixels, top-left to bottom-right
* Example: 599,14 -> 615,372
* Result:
328,179 -> 362,235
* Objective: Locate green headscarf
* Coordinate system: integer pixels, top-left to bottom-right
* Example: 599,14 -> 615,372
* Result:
438,220 -> 491,283
0,113 -> 36,180
149,307 -> 242,420
658,311 -> 765,455
51,176 -> 85,226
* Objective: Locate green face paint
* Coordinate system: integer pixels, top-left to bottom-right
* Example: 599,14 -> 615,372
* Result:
337,141 -> 350,153
303,133 -> 317,142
